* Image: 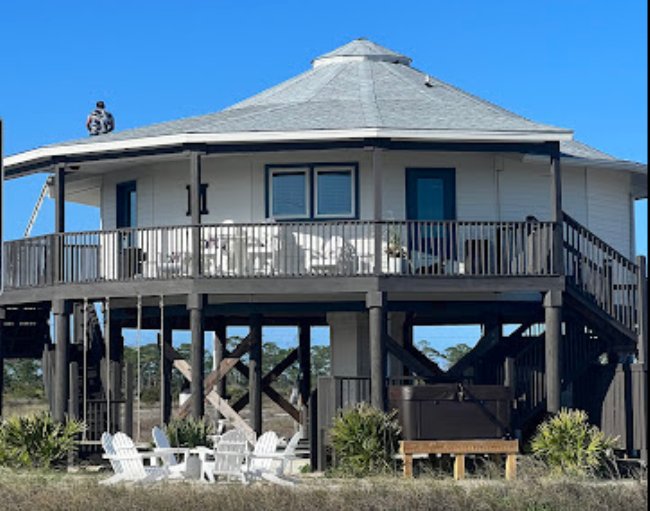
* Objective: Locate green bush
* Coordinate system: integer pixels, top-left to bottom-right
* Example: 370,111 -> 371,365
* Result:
530,408 -> 617,477
0,412 -> 85,469
164,416 -> 215,448
330,403 -> 401,477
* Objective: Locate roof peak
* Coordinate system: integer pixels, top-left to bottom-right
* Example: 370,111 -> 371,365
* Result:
312,38 -> 412,68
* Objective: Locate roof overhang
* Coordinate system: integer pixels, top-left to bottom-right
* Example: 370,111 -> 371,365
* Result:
4,128 -> 573,179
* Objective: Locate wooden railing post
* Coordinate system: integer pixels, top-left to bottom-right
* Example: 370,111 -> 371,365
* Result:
637,256 -> 648,367
549,143 -> 564,275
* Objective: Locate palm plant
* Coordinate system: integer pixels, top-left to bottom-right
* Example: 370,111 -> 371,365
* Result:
530,408 -> 617,477
0,412 -> 85,468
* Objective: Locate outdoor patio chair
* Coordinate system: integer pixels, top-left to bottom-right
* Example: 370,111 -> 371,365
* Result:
243,431 -> 280,482
245,431 -> 302,486
151,426 -> 194,479
102,432 -> 169,484
204,427 -> 250,483
99,432 -> 126,485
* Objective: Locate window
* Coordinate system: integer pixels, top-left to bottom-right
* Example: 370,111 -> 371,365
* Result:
185,183 -> 209,216
269,168 -> 310,219
315,168 -> 354,218
267,164 -> 357,220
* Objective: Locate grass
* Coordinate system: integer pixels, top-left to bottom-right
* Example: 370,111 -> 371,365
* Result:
0,469 -> 646,511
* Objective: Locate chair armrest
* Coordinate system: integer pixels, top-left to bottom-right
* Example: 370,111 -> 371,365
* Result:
153,447 -> 191,455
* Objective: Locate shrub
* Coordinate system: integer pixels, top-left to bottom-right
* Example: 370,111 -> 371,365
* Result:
0,412 -> 85,469
330,403 -> 401,477
530,408 -> 617,477
164,416 -> 215,448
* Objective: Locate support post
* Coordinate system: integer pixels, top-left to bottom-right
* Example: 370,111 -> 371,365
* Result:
189,151 -> 203,278
544,291 -> 562,414
504,357 -> 516,390
213,320 -> 227,420
160,320 -> 173,424
53,300 -> 70,423
124,362 -> 134,437
188,293 -> 205,419
68,360 -> 79,420
367,291 -> 387,410
298,321 -> 312,430
249,314 -> 263,436
549,144 -> 564,274
636,255 -> 648,461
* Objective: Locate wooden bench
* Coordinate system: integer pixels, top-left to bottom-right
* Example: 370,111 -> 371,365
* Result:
400,439 -> 519,480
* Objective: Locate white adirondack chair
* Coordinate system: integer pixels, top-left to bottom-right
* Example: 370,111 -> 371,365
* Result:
244,431 -> 279,482
205,428 -> 250,483
151,426 -> 193,479
103,432 -> 169,484
246,431 -> 302,486
100,432 -> 126,485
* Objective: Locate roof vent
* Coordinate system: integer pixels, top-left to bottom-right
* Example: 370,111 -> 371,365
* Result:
424,75 -> 434,87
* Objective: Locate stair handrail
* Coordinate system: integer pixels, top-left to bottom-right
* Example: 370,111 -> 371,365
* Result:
563,212 -> 639,334
563,212 -> 639,271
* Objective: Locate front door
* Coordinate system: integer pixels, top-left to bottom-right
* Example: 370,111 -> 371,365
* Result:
405,169 -> 456,272
116,181 -> 140,277
116,180 -> 137,229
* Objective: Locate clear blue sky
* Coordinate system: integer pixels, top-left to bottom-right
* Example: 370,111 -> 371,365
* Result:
1,1 -> 647,351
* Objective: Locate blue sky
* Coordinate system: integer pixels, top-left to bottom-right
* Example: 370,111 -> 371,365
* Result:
1,1 -> 647,352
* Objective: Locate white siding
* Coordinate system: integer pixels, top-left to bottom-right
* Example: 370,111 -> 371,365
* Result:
562,167 -> 588,225
499,159 -> 551,221
586,168 -> 632,257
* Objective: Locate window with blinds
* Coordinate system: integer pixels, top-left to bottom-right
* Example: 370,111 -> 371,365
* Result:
267,163 -> 357,220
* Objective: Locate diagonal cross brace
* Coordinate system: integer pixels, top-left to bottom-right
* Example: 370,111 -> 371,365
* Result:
386,335 -> 444,379
175,333 -> 253,420
171,356 -> 256,443
231,349 -> 299,416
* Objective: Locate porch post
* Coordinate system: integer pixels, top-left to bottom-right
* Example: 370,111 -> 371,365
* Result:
372,147 -> 383,274
549,143 -> 564,274
54,164 -> 66,283
53,299 -> 70,423
298,321 -> 312,428
188,293 -> 205,419
637,256 -> 648,368
367,291 -> 387,410
249,314 -> 263,436
160,318 -> 173,424
544,291 -> 562,414
189,151 -> 203,278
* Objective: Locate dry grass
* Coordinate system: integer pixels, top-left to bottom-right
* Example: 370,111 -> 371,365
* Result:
0,469 -> 646,511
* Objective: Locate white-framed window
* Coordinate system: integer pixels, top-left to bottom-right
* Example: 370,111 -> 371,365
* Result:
266,163 -> 357,220
314,166 -> 355,219
268,167 -> 311,219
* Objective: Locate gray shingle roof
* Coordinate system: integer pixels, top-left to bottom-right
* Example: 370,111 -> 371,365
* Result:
559,139 -> 615,160
49,38 -> 571,148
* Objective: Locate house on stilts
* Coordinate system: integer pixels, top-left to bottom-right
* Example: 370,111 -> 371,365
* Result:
0,39 -> 647,467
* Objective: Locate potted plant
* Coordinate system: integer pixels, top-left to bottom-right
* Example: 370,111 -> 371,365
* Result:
384,226 -> 407,273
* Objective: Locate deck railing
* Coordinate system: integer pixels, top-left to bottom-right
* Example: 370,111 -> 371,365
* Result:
2,219 -> 559,290
563,214 -> 638,333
